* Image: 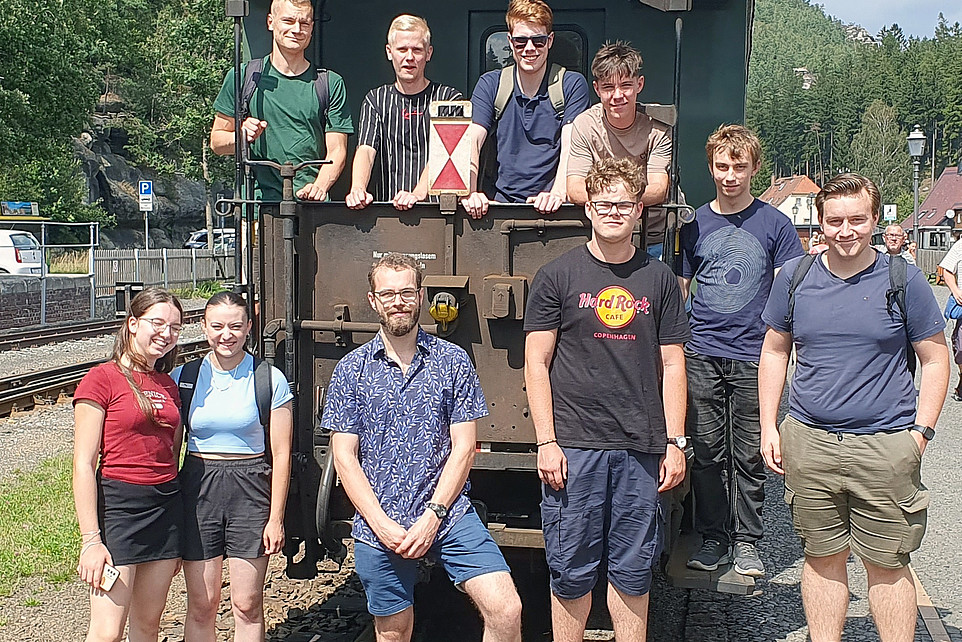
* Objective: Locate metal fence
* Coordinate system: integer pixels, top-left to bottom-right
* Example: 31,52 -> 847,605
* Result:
93,249 -> 235,297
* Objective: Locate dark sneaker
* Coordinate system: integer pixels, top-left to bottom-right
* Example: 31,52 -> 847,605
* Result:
952,388 -> 962,402
732,542 -> 765,577
687,539 -> 730,571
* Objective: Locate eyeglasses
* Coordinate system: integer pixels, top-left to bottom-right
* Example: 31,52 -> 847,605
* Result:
509,34 -> 550,49
589,201 -> 637,216
373,288 -> 419,304
883,233 -> 905,239
140,317 -> 183,335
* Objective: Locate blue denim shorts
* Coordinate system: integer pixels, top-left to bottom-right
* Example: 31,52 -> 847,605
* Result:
353,509 -> 511,616
541,447 -> 663,599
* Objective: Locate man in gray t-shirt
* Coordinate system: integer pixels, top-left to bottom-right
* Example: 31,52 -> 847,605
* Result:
758,173 -> 949,642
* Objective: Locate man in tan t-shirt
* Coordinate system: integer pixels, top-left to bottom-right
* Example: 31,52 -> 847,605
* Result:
567,41 -> 671,256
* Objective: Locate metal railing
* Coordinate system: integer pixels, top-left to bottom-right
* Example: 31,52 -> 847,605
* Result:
93,248 -> 236,297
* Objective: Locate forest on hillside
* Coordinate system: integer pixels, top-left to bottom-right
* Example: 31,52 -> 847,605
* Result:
1,0 -> 960,224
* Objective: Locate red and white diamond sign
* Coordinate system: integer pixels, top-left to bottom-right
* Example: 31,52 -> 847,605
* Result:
428,101 -> 472,196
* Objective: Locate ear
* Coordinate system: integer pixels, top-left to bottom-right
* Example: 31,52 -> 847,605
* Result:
425,44 -> 433,62
127,316 -> 139,334
636,75 -> 645,93
267,12 -> 274,31
750,160 -> 761,178
368,291 -> 377,311
592,80 -> 600,98
547,32 -> 555,50
385,43 -> 392,62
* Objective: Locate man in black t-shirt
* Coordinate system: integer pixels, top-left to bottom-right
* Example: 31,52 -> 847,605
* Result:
524,157 -> 690,641
346,15 -> 462,211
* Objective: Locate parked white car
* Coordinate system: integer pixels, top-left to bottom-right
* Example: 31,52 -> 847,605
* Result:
0,230 -> 43,275
184,228 -> 235,252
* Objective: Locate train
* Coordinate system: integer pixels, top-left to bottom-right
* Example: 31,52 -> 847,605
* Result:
226,0 -> 757,596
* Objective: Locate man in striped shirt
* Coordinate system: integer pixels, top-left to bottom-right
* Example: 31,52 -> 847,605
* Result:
346,15 -> 462,211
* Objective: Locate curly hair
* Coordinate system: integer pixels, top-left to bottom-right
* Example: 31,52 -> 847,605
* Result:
585,157 -> 647,200
705,124 -> 762,167
368,253 -> 424,291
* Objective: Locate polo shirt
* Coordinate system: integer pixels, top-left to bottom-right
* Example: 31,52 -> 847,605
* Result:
321,329 -> 488,550
471,66 -> 589,203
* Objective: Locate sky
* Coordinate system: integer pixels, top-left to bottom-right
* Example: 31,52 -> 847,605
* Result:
814,0 -> 962,39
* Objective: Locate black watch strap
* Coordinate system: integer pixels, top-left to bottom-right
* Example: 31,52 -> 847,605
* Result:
425,502 -> 448,519
911,424 -> 935,441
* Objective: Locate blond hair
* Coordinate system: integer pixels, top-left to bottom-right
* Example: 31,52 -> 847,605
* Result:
270,0 -> 312,15
387,14 -> 431,46
705,124 -> 762,167
506,0 -> 553,32
585,158 -> 647,200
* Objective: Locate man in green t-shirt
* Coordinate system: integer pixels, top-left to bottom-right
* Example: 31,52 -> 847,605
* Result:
210,0 -> 354,201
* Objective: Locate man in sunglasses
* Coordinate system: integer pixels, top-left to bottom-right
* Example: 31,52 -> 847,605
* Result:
324,253 -> 523,642
462,0 -> 590,218
525,158 -> 689,641
567,42 -> 672,259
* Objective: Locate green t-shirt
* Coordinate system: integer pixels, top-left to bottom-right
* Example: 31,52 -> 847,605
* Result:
213,59 -> 354,201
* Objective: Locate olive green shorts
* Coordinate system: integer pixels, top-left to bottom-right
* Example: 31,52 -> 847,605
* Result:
780,415 -> 929,569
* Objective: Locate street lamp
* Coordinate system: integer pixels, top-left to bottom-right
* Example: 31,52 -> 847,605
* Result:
807,193 -> 815,241
907,125 -> 925,247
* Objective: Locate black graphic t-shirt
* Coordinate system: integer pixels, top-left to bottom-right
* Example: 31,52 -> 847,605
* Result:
524,244 -> 690,452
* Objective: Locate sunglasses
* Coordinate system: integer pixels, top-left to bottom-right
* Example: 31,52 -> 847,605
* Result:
509,34 -> 550,49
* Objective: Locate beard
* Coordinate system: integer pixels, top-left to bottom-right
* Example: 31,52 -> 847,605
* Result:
378,301 -> 420,337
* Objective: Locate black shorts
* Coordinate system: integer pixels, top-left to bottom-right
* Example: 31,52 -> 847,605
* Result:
180,454 -> 272,561
98,476 -> 183,566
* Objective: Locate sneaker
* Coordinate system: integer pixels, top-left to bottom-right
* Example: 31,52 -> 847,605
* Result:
687,539 -> 730,571
952,388 -> 962,402
732,542 -> 765,577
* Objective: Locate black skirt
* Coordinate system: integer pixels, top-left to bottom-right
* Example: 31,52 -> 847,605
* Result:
97,475 -> 183,565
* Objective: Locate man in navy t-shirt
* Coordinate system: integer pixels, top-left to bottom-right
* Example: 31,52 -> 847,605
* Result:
679,125 -> 803,577
460,0 -> 589,218
759,173 -> 949,642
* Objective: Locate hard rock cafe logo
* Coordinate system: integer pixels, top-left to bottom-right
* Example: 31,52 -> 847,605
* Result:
578,286 -> 651,329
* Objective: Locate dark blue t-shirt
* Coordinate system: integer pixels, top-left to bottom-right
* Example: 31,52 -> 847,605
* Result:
762,252 -> 946,434
681,199 -> 803,361
471,67 -> 589,203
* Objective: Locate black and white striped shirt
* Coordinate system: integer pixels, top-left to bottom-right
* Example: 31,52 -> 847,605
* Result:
357,82 -> 463,201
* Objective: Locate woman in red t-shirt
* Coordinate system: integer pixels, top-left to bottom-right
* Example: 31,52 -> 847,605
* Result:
73,287 -> 184,641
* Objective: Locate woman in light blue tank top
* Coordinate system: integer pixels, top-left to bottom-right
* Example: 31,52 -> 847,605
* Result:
172,292 -> 293,640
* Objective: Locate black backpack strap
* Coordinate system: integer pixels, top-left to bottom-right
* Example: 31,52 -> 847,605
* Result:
239,56 -> 266,121
887,255 -> 917,377
176,358 -> 204,431
314,69 -> 330,123
785,253 -> 818,330
252,356 -> 273,430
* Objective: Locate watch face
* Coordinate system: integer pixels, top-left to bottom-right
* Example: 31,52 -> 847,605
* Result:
670,436 -> 688,449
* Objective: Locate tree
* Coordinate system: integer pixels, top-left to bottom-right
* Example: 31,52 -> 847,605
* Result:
850,100 -> 911,202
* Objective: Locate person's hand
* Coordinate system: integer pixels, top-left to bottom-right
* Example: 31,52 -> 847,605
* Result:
346,187 -> 373,209
77,540 -> 113,590
395,512 -> 441,559
372,516 -> 408,552
262,518 -> 285,555
392,190 -> 420,211
241,117 -> 267,144
910,429 -> 928,456
761,425 -> 784,474
527,192 -> 563,214
658,444 -> 686,492
460,192 -> 489,219
296,182 -> 328,201
537,442 -> 567,491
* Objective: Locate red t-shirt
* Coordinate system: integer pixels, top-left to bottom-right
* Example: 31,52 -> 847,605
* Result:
73,362 -> 181,485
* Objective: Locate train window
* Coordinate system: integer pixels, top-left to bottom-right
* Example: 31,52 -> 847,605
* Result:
482,27 -> 589,77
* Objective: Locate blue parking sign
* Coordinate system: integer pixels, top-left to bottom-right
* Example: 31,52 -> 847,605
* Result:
139,180 -> 152,196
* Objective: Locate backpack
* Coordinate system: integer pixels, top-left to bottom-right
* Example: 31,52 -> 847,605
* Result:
240,56 -> 330,123
177,354 -> 274,435
785,253 -> 916,377
478,63 -> 567,197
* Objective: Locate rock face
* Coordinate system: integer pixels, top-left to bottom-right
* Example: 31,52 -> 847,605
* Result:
74,91 -> 211,249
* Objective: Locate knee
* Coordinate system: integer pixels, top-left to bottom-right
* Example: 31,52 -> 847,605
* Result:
186,592 -> 220,624
482,589 -> 523,633
86,625 -> 125,642
231,591 -> 264,625
805,551 -> 849,575
862,560 -> 911,586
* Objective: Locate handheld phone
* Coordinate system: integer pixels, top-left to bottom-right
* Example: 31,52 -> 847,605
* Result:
100,564 -> 120,591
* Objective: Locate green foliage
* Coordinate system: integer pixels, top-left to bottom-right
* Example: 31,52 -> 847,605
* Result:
0,456 -> 77,596
747,0 -> 962,202
172,279 -> 227,300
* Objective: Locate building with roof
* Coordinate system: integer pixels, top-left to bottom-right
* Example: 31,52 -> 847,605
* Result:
901,166 -> 962,250
759,175 -> 821,243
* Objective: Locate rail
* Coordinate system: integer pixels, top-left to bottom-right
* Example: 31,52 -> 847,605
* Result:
0,337 -> 208,417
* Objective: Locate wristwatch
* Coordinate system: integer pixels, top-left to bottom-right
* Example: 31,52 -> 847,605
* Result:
910,424 -> 935,441
425,502 -> 448,520
668,436 -> 689,449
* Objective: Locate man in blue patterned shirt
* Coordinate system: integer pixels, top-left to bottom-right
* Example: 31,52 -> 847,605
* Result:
323,253 -> 522,642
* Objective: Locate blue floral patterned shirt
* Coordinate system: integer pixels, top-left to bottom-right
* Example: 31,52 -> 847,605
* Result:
321,329 -> 488,550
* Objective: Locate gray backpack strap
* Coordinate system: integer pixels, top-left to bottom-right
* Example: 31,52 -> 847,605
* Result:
314,69 -> 330,122
546,63 -> 566,115
785,253 -> 818,331
493,65 -> 516,121
176,358 -> 204,431
886,255 -> 916,377
239,56 -> 266,120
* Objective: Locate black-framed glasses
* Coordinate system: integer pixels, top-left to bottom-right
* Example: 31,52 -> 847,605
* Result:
589,201 -> 637,216
140,317 -> 183,335
373,288 -> 419,304
509,34 -> 550,49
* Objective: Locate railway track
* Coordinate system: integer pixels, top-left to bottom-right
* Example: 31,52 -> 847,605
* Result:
0,337 -> 209,417
0,308 -> 205,351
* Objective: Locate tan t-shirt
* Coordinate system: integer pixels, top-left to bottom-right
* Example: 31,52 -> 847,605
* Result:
568,103 -> 672,241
